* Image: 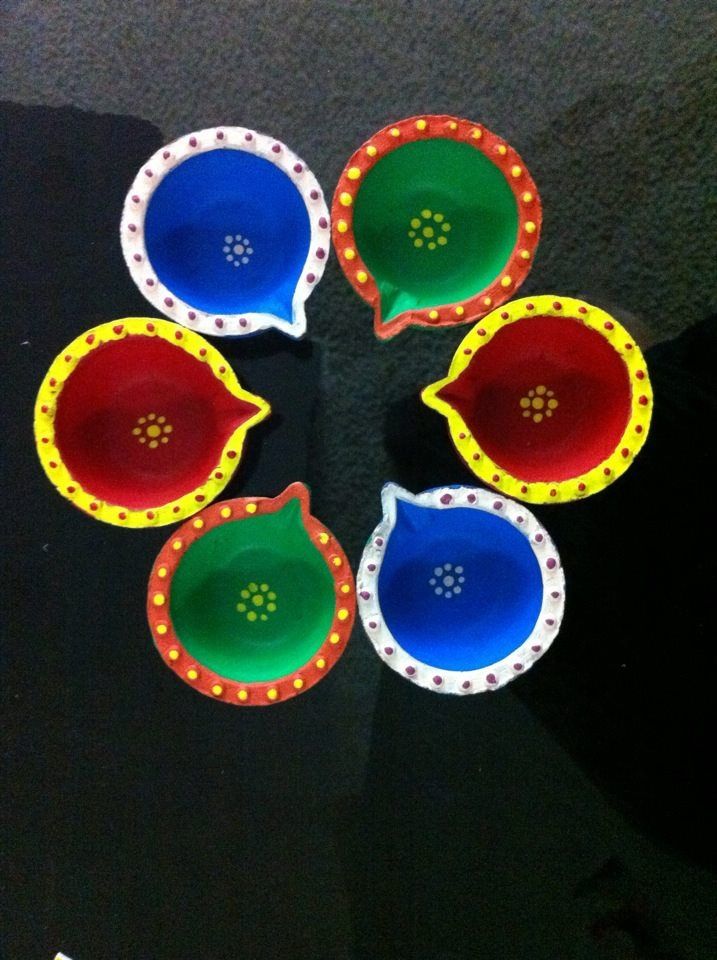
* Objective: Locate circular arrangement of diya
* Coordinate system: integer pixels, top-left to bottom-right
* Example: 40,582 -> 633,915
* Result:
32,118 -> 654,707
147,483 -> 355,706
357,484 -> 565,694
121,127 -> 330,339
34,318 -> 269,526
332,114 -> 541,339
422,296 -> 653,503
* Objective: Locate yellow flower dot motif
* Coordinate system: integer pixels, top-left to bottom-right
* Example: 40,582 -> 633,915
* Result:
236,583 -> 278,623
408,210 -> 451,250
520,386 -> 559,424
134,413 -> 173,449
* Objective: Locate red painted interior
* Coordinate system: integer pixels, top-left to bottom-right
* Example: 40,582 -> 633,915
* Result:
54,336 -> 260,508
438,315 -> 632,482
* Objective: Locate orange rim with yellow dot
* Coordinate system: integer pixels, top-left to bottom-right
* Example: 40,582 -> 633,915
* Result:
332,115 -> 541,339
422,296 -> 653,503
147,482 -> 356,706
34,318 -> 270,527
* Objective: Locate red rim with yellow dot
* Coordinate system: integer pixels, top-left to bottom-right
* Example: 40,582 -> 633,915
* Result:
421,296 -> 653,503
34,318 -> 270,527
147,482 -> 356,706
331,115 -> 541,340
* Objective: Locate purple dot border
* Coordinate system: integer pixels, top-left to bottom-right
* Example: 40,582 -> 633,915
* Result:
120,126 -> 331,340
355,483 -> 566,696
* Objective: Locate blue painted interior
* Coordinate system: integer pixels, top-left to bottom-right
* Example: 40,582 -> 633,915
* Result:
144,149 -> 311,320
378,498 -> 543,670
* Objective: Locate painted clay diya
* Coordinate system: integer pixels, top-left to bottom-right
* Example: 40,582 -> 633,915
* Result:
121,127 -> 330,339
34,318 -> 270,527
357,484 -> 565,694
332,114 -> 541,339
147,483 -> 355,706
422,296 -> 653,504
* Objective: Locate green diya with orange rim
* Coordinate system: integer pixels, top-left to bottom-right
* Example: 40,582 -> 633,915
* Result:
147,483 -> 355,706
332,115 -> 541,339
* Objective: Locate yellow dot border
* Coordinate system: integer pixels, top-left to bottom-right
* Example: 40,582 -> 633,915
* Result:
34,317 -> 271,527
331,114 -> 542,340
421,296 -> 653,503
146,481 -> 356,706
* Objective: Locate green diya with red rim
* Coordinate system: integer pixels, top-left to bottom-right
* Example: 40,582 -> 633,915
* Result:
147,483 -> 355,705
332,115 -> 541,339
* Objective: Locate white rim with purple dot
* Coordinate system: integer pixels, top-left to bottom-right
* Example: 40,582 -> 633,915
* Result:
120,126 -> 331,339
356,483 -> 566,695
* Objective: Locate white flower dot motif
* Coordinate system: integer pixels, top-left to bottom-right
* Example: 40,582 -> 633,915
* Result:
223,233 -> 254,267
430,563 -> 466,599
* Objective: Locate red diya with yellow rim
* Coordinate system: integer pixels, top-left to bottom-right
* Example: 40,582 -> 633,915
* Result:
34,318 -> 270,527
147,483 -> 355,706
332,114 -> 541,339
422,296 -> 653,504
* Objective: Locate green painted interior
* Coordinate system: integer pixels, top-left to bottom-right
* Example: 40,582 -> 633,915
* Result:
169,498 -> 336,682
353,138 -> 519,322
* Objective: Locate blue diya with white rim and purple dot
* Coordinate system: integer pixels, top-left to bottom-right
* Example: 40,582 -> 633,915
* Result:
121,127 -> 330,339
356,483 -> 565,694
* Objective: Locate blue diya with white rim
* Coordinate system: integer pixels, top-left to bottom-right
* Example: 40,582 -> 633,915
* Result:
357,483 -> 565,694
121,127 -> 330,339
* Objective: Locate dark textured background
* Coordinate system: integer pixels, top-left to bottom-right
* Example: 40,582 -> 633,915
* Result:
1,3 -> 716,959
